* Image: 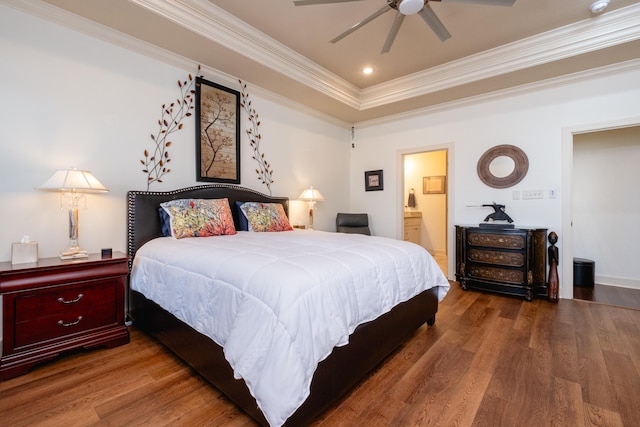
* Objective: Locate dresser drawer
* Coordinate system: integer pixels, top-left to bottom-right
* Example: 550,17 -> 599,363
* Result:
468,264 -> 525,285
467,232 -> 525,250
15,280 -> 117,322
468,248 -> 525,267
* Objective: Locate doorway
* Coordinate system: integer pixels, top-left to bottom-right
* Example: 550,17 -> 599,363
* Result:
403,149 -> 448,276
570,125 -> 640,309
562,117 -> 640,301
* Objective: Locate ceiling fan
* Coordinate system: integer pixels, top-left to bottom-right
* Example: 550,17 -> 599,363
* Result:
293,0 -> 517,53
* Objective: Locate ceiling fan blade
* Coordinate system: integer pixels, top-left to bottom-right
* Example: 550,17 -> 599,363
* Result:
418,5 -> 451,42
381,12 -> 405,54
330,4 -> 392,44
294,0 -> 367,6
441,0 -> 516,6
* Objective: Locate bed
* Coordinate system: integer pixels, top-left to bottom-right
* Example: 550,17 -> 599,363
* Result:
127,184 -> 449,426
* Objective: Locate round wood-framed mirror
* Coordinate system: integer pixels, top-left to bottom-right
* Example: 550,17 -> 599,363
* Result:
477,144 -> 528,189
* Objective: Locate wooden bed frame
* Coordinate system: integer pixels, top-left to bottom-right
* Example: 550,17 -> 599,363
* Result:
126,184 -> 439,426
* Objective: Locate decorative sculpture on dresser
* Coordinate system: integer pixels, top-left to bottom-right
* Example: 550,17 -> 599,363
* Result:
547,231 -> 559,303
482,203 -> 514,223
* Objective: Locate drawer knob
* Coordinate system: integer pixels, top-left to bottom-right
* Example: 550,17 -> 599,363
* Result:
58,316 -> 83,327
58,293 -> 84,304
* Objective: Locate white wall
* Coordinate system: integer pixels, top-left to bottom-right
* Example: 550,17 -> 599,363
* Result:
0,4 -> 350,261
573,127 -> 640,288
351,67 -> 640,296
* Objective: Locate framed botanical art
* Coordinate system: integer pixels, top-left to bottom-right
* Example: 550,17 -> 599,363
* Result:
365,169 -> 384,191
423,176 -> 446,194
195,77 -> 241,183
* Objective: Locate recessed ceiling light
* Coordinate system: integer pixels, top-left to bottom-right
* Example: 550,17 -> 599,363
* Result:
362,67 -> 373,75
589,0 -> 610,14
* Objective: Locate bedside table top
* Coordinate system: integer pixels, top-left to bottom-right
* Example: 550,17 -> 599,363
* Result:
0,251 -> 128,278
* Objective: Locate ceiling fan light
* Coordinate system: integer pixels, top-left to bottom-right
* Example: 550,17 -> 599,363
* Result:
589,0 -> 610,14
399,0 -> 424,16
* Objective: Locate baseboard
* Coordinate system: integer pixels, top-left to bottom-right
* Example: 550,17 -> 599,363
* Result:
595,275 -> 640,290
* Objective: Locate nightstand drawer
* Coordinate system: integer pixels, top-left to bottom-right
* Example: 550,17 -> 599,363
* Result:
15,300 -> 117,348
15,280 -> 117,322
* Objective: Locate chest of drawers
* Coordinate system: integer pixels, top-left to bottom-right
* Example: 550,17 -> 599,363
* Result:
0,252 -> 130,380
455,225 -> 548,301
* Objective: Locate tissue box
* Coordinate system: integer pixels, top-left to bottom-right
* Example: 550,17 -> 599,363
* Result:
11,242 -> 38,264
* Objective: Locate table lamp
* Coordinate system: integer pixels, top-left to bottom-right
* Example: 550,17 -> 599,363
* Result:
37,167 -> 108,258
298,186 -> 324,229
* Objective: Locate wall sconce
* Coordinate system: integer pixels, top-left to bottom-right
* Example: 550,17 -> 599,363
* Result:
298,186 -> 325,229
37,167 -> 108,258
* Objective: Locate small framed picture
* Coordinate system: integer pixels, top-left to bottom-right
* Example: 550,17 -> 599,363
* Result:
423,176 -> 446,194
365,170 -> 384,191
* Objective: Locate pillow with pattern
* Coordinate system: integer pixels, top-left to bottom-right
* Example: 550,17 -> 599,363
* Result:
160,198 -> 237,238
239,202 -> 293,232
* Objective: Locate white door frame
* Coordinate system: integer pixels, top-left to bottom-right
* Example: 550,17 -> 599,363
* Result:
398,142 -> 454,279
561,116 -> 640,299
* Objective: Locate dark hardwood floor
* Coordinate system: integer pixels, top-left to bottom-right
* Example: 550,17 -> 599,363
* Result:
574,284 -> 640,311
2,283 -> 639,426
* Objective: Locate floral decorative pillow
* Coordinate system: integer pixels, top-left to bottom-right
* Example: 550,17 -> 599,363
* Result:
239,202 -> 293,232
160,198 -> 237,238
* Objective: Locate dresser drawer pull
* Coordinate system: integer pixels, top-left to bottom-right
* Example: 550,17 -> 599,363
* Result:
58,294 -> 84,304
58,316 -> 83,327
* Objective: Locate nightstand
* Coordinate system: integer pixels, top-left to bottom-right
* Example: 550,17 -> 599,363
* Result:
0,252 -> 130,380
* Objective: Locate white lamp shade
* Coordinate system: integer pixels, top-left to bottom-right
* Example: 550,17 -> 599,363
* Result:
298,186 -> 325,202
38,168 -> 108,193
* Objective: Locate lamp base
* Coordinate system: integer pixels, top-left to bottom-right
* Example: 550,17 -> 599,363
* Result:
61,213 -> 88,259
60,246 -> 88,260
60,251 -> 88,260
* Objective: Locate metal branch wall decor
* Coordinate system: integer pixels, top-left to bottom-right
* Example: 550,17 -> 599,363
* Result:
239,80 -> 274,195
141,65 -> 200,190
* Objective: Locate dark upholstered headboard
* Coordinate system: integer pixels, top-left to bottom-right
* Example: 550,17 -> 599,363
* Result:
126,184 -> 289,264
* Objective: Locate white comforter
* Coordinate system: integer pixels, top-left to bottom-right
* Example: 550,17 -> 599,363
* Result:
130,229 -> 449,426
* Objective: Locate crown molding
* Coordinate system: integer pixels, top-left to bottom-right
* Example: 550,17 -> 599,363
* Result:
360,3 -> 640,108
4,0 -> 640,116
130,0 -> 640,111
356,58 -> 640,127
130,0 -> 362,109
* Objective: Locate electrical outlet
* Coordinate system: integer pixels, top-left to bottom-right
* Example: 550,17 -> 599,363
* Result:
522,190 -> 543,200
